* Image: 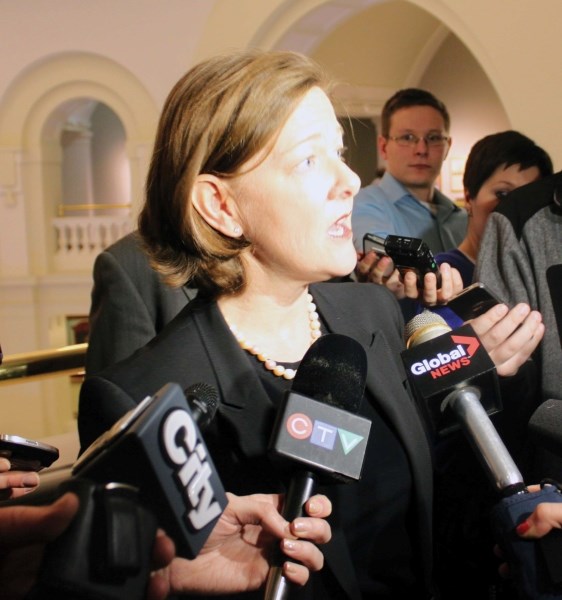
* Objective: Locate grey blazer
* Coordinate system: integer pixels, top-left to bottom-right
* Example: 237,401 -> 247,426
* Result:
79,281 -> 434,599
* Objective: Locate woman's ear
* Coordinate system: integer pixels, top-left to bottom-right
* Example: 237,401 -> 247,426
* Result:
191,175 -> 243,238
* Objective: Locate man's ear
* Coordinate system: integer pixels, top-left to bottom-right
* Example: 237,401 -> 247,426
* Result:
443,137 -> 452,160
191,174 -> 243,238
377,134 -> 389,161
463,188 -> 473,214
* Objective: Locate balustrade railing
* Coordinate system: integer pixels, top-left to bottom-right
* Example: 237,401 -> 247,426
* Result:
52,214 -> 133,271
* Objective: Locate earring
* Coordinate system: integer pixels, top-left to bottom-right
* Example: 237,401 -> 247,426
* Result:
233,226 -> 242,235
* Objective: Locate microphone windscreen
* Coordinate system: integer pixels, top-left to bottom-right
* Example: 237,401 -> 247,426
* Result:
292,334 -> 367,414
528,399 -> 562,458
184,382 -> 219,431
404,309 -> 451,348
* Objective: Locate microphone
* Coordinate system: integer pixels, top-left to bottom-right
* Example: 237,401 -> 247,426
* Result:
404,314 -> 562,598
264,333 -> 371,600
402,311 -> 522,493
73,381 -> 228,558
185,381 -> 219,431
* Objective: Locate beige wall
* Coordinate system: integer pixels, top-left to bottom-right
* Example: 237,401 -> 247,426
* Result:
0,0 -> 560,442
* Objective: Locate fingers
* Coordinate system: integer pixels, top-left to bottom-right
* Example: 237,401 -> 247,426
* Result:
151,529 -> 176,570
0,492 -> 79,548
146,530 -> 175,600
355,253 -> 395,285
303,494 -> 332,519
470,303 -> 544,376
516,503 -> 562,539
280,536 -> 325,584
0,471 -> 40,499
403,263 -> 463,305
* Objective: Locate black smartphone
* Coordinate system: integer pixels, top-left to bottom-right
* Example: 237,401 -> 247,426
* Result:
0,434 -> 59,471
362,233 -> 441,288
445,282 -> 504,321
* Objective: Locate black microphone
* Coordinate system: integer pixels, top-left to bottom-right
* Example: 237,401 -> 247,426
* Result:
264,333 -> 371,600
185,381 -> 219,431
402,311 -> 523,493
72,381 -> 228,558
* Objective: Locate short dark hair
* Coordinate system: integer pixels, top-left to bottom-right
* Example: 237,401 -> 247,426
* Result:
463,130 -> 553,199
381,88 -> 450,136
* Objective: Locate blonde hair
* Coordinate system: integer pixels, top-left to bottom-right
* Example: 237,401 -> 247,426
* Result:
139,49 -> 331,297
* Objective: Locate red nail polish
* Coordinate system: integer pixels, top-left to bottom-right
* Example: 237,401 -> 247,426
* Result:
516,520 -> 530,535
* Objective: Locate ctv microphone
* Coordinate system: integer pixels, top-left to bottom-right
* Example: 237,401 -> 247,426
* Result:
264,334 -> 371,600
72,381 -> 228,559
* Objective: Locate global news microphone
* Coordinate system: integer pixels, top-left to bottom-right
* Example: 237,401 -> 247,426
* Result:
78,48 -> 544,600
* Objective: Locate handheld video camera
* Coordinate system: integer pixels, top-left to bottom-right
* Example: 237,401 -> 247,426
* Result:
363,233 -> 441,288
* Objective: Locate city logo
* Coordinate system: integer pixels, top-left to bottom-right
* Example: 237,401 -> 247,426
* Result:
286,412 -> 364,455
161,408 -> 222,530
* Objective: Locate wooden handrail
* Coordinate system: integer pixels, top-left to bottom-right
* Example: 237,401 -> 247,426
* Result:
0,344 -> 87,383
57,203 -> 131,216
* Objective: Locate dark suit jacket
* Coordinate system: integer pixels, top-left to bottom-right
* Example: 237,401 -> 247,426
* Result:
85,231 -> 196,376
79,281 -> 434,599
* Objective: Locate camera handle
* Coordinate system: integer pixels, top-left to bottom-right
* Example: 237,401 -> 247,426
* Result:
26,478 -> 158,600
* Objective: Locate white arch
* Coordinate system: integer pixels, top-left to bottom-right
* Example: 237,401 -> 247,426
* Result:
0,52 -> 159,275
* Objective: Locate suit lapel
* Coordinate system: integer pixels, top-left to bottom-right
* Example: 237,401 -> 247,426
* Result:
190,300 -> 277,456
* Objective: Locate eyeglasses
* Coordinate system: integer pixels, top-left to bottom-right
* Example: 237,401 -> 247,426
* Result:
387,133 -> 450,148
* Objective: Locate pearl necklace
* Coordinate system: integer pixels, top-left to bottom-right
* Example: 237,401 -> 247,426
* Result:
228,293 -> 321,380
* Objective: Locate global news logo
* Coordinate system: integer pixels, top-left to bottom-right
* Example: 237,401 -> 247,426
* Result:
410,334 -> 480,379
285,412 -> 364,455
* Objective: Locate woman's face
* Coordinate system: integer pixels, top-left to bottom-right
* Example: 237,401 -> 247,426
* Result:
467,162 -> 541,239
227,86 -> 361,286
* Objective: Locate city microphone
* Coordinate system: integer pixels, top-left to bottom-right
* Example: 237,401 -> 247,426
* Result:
264,333 -> 371,600
402,310 -> 522,493
72,381 -> 228,559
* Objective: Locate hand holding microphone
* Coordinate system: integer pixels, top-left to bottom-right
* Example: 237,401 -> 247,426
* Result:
403,305 -> 560,599
265,333 -> 370,600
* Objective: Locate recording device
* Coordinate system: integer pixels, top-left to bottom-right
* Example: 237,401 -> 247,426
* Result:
265,334 -> 371,600
444,282 -> 504,321
362,232 -> 441,288
0,434 -> 59,471
21,382 -> 227,600
404,312 -> 562,598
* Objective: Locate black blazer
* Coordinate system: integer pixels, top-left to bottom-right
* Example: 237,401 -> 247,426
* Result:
85,231 -> 196,376
79,281 -> 434,599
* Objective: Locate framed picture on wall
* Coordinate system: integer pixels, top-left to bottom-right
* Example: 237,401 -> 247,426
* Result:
65,316 -> 89,345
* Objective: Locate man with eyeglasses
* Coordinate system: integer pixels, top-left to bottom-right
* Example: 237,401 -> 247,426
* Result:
352,88 -> 467,288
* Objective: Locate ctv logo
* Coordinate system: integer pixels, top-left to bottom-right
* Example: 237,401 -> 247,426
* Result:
285,412 -> 364,455
410,335 -> 480,379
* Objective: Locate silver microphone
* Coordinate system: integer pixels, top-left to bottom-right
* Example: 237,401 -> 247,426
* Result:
404,311 -> 524,493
